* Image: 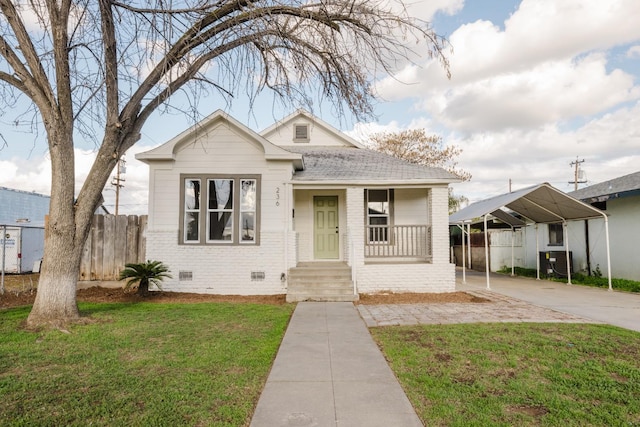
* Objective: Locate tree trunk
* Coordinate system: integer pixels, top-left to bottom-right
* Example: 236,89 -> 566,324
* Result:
137,278 -> 149,297
26,229 -> 83,328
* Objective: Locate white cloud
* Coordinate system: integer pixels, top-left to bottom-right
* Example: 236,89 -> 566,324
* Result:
627,45 -> 640,58
449,100 -> 640,203
372,0 -> 640,151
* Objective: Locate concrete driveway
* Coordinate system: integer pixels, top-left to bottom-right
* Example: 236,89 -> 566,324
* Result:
457,268 -> 640,333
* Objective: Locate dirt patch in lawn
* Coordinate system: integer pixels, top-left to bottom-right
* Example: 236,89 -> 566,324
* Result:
2,273 -> 488,309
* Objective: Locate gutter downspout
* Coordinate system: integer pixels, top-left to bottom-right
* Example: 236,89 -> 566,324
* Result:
604,215 -> 612,291
564,220 -> 572,285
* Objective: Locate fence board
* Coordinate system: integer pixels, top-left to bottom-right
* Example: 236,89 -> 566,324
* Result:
90,215 -> 104,281
125,215 -> 139,265
80,214 -> 147,281
137,215 -> 147,263
113,215 -> 128,279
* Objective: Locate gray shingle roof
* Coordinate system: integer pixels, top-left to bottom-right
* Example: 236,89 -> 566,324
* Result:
569,171 -> 640,202
285,146 -> 458,182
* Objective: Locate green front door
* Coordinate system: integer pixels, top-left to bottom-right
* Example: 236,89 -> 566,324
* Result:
314,196 -> 339,259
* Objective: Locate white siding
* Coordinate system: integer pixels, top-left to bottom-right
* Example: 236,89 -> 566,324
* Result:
522,196 -> 639,281
145,122 -> 293,293
265,118 -> 350,147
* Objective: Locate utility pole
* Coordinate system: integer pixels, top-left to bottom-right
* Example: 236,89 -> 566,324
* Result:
569,157 -> 586,191
111,157 -> 126,215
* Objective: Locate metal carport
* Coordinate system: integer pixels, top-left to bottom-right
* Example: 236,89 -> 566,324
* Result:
449,183 -> 612,290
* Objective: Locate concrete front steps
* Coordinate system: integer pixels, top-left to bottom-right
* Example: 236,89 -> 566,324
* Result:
286,262 -> 358,303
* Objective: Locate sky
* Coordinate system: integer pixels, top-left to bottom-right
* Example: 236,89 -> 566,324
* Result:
1,0 -> 640,214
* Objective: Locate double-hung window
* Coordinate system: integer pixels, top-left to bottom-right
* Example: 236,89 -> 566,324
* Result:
366,189 -> 393,243
181,175 -> 260,245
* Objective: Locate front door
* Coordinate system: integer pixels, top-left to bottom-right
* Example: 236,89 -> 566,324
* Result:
314,196 -> 339,259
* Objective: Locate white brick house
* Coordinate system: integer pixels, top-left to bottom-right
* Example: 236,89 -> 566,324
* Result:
136,110 -> 458,300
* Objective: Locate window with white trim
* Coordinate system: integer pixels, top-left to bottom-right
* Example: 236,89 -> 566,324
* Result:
366,189 -> 393,242
180,175 -> 260,245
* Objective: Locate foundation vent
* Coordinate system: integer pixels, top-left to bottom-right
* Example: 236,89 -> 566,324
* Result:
179,271 -> 193,281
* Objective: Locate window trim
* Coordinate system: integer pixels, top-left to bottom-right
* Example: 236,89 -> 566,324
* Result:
365,188 -> 394,244
179,174 -> 261,245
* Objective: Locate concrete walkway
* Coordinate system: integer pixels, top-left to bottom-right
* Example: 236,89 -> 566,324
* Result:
457,269 -> 640,333
250,302 -> 422,427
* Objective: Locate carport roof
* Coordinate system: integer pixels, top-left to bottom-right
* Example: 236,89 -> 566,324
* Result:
449,183 -> 606,225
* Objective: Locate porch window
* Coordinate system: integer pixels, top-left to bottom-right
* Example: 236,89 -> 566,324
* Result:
180,174 -> 260,245
366,189 -> 393,242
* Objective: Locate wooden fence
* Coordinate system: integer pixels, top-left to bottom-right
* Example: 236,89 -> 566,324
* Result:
79,214 -> 147,281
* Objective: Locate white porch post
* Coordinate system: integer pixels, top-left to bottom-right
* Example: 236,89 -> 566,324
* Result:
511,226 -> 515,276
346,187 -> 365,293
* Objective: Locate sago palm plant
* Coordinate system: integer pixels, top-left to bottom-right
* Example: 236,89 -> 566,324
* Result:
119,260 -> 172,296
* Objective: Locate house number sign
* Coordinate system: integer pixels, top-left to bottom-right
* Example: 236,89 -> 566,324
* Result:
275,187 -> 280,206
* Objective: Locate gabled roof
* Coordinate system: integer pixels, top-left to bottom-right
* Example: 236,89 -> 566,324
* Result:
136,110 -> 303,167
260,109 -> 365,148
286,146 -> 458,183
569,170 -> 640,203
449,183 -> 605,225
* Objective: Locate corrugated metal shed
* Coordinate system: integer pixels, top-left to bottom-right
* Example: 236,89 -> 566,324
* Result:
0,187 -> 49,227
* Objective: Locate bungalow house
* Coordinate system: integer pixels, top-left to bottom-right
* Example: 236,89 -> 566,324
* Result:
136,110 -> 458,301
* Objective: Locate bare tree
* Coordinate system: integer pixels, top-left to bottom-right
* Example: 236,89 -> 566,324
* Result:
0,0 -> 449,328
369,129 -> 470,212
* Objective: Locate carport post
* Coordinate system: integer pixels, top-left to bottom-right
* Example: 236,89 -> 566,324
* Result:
484,214 -> 490,290
535,224 -> 540,280
604,215 -> 612,291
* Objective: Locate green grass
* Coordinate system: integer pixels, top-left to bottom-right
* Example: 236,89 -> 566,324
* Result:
497,266 -> 640,293
0,301 -> 293,426
372,323 -> 640,427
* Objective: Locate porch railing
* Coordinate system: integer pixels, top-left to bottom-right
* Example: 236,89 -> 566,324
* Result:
365,225 -> 432,259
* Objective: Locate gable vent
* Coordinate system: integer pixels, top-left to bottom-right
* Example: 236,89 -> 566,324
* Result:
294,124 -> 309,142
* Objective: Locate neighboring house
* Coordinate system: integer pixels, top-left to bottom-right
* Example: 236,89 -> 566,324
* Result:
565,171 -> 639,281
517,172 -> 639,281
136,109 -> 458,300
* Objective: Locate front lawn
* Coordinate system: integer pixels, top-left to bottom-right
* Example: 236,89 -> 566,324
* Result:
373,323 -> 640,426
0,301 -> 293,426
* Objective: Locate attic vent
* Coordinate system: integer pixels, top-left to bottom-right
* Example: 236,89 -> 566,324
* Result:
179,271 -> 193,281
293,124 -> 309,142
251,271 -> 265,281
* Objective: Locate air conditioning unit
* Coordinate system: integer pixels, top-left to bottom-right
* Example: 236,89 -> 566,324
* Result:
539,251 -> 573,278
